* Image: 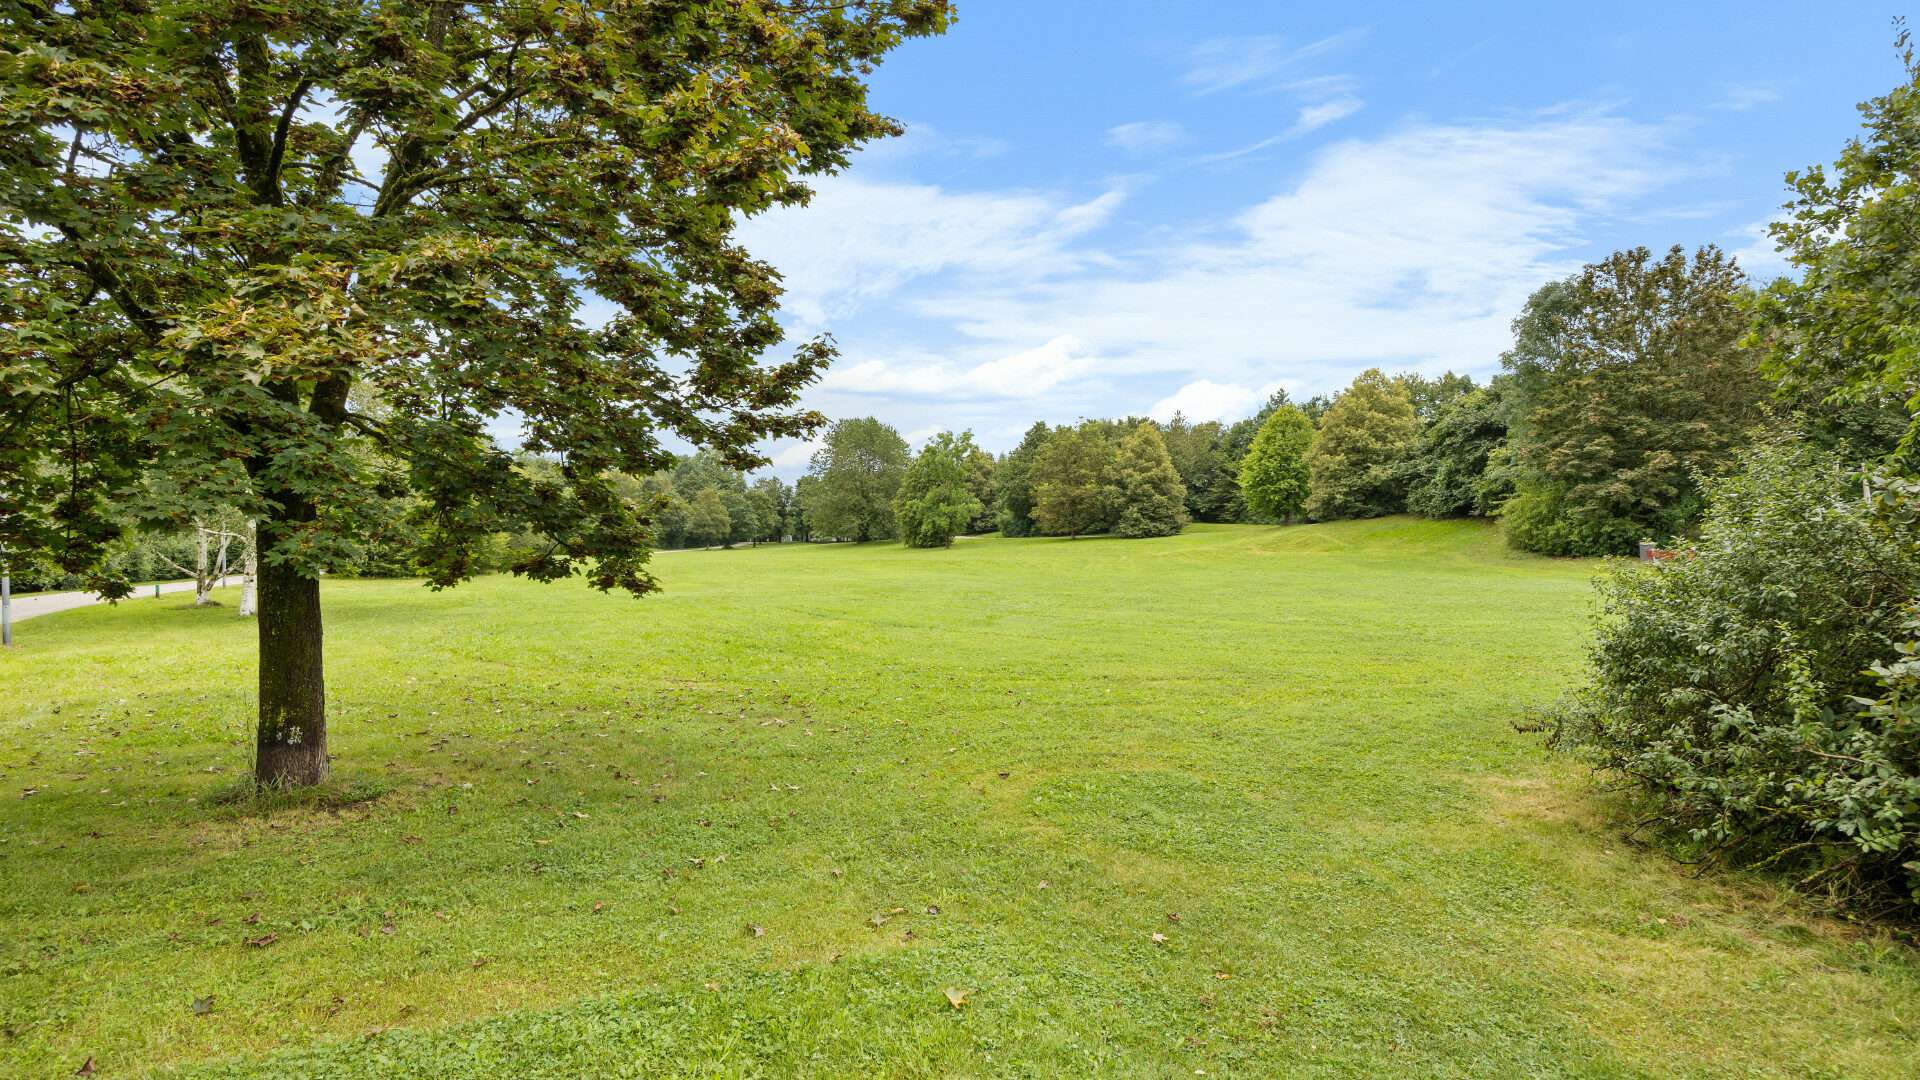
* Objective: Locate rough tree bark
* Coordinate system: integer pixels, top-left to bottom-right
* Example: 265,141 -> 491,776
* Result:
252,504 -> 328,786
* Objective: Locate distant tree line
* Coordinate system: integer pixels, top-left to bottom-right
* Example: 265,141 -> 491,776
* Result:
789,237 -> 1900,560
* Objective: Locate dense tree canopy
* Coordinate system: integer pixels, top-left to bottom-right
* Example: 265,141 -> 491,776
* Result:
1237,405 -> 1313,524
1502,246 -> 1767,555
1304,369 -> 1420,520
1030,425 -> 1116,538
1403,384 -> 1509,518
1159,413 -> 1236,523
1753,33 -> 1920,458
993,421 -> 1050,537
802,417 -> 909,542
1112,422 -> 1186,538
892,431 -> 983,548
0,0 -> 950,783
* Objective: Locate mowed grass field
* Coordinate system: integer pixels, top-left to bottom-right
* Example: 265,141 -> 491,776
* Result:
2,519 -> 1916,1078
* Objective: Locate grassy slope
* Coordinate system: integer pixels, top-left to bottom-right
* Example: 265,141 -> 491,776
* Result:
0,519 -> 1914,1078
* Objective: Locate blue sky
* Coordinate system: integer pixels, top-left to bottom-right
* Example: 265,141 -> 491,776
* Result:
740,1 -> 1910,473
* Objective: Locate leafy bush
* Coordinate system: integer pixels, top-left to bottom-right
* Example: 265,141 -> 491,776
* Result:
1545,438 -> 1920,914
1500,478 -> 1657,557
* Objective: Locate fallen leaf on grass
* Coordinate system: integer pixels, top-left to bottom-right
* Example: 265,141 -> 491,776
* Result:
75,1056 -> 95,1075
1150,932 -> 1167,945
943,987 -> 968,1009
191,996 -> 214,1015
242,912 -> 261,925
747,923 -> 764,938
1214,972 -> 1232,981
245,933 -> 278,948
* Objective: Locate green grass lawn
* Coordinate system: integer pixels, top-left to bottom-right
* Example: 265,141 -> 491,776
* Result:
2,519 -> 1916,1078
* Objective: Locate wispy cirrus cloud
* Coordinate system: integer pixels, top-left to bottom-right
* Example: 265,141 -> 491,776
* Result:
1716,83 -> 1783,112
1106,120 -> 1187,155
747,107 -> 1682,460
1197,95 -> 1367,164
1179,29 -> 1368,95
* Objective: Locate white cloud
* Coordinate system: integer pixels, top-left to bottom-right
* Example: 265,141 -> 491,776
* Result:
1180,30 -> 1367,95
1199,96 -> 1366,163
1728,218 -> 1791,281
1717,83 -> 1783,111
736,177 -> 1125,330
1293,96 -> 1365,135
908,110 -> 1674,398
745,107 -> 1684,464
1149,380 -> 1263,423
769,435 -> 825,469
818,335 -> 1101,401
1107,120 -> 1186,155
858,122 -> 1010,165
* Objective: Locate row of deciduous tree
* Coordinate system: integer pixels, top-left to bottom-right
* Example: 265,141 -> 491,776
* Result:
795,417 -> 1190,548
787,232 -> 1903,560
1228,241 -> 1903,556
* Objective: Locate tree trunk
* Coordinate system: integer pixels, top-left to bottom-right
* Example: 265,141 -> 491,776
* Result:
238,522 -> 257,617
193,526 -> 213,605
253,528 -> 328,786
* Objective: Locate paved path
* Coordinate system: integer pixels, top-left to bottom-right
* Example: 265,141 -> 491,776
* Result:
6,577 -> 238,622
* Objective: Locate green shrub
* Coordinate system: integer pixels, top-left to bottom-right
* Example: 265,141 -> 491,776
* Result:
1545,438 -> 1920,914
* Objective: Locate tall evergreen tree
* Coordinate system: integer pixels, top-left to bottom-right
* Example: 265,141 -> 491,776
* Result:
1238,406 -> 1314,524
1113,423 -> 1188,538
1305,370 -> 1421,520
1030,426 -> 1118,538
893,432 -> 984,548
802,418 -> 910,542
